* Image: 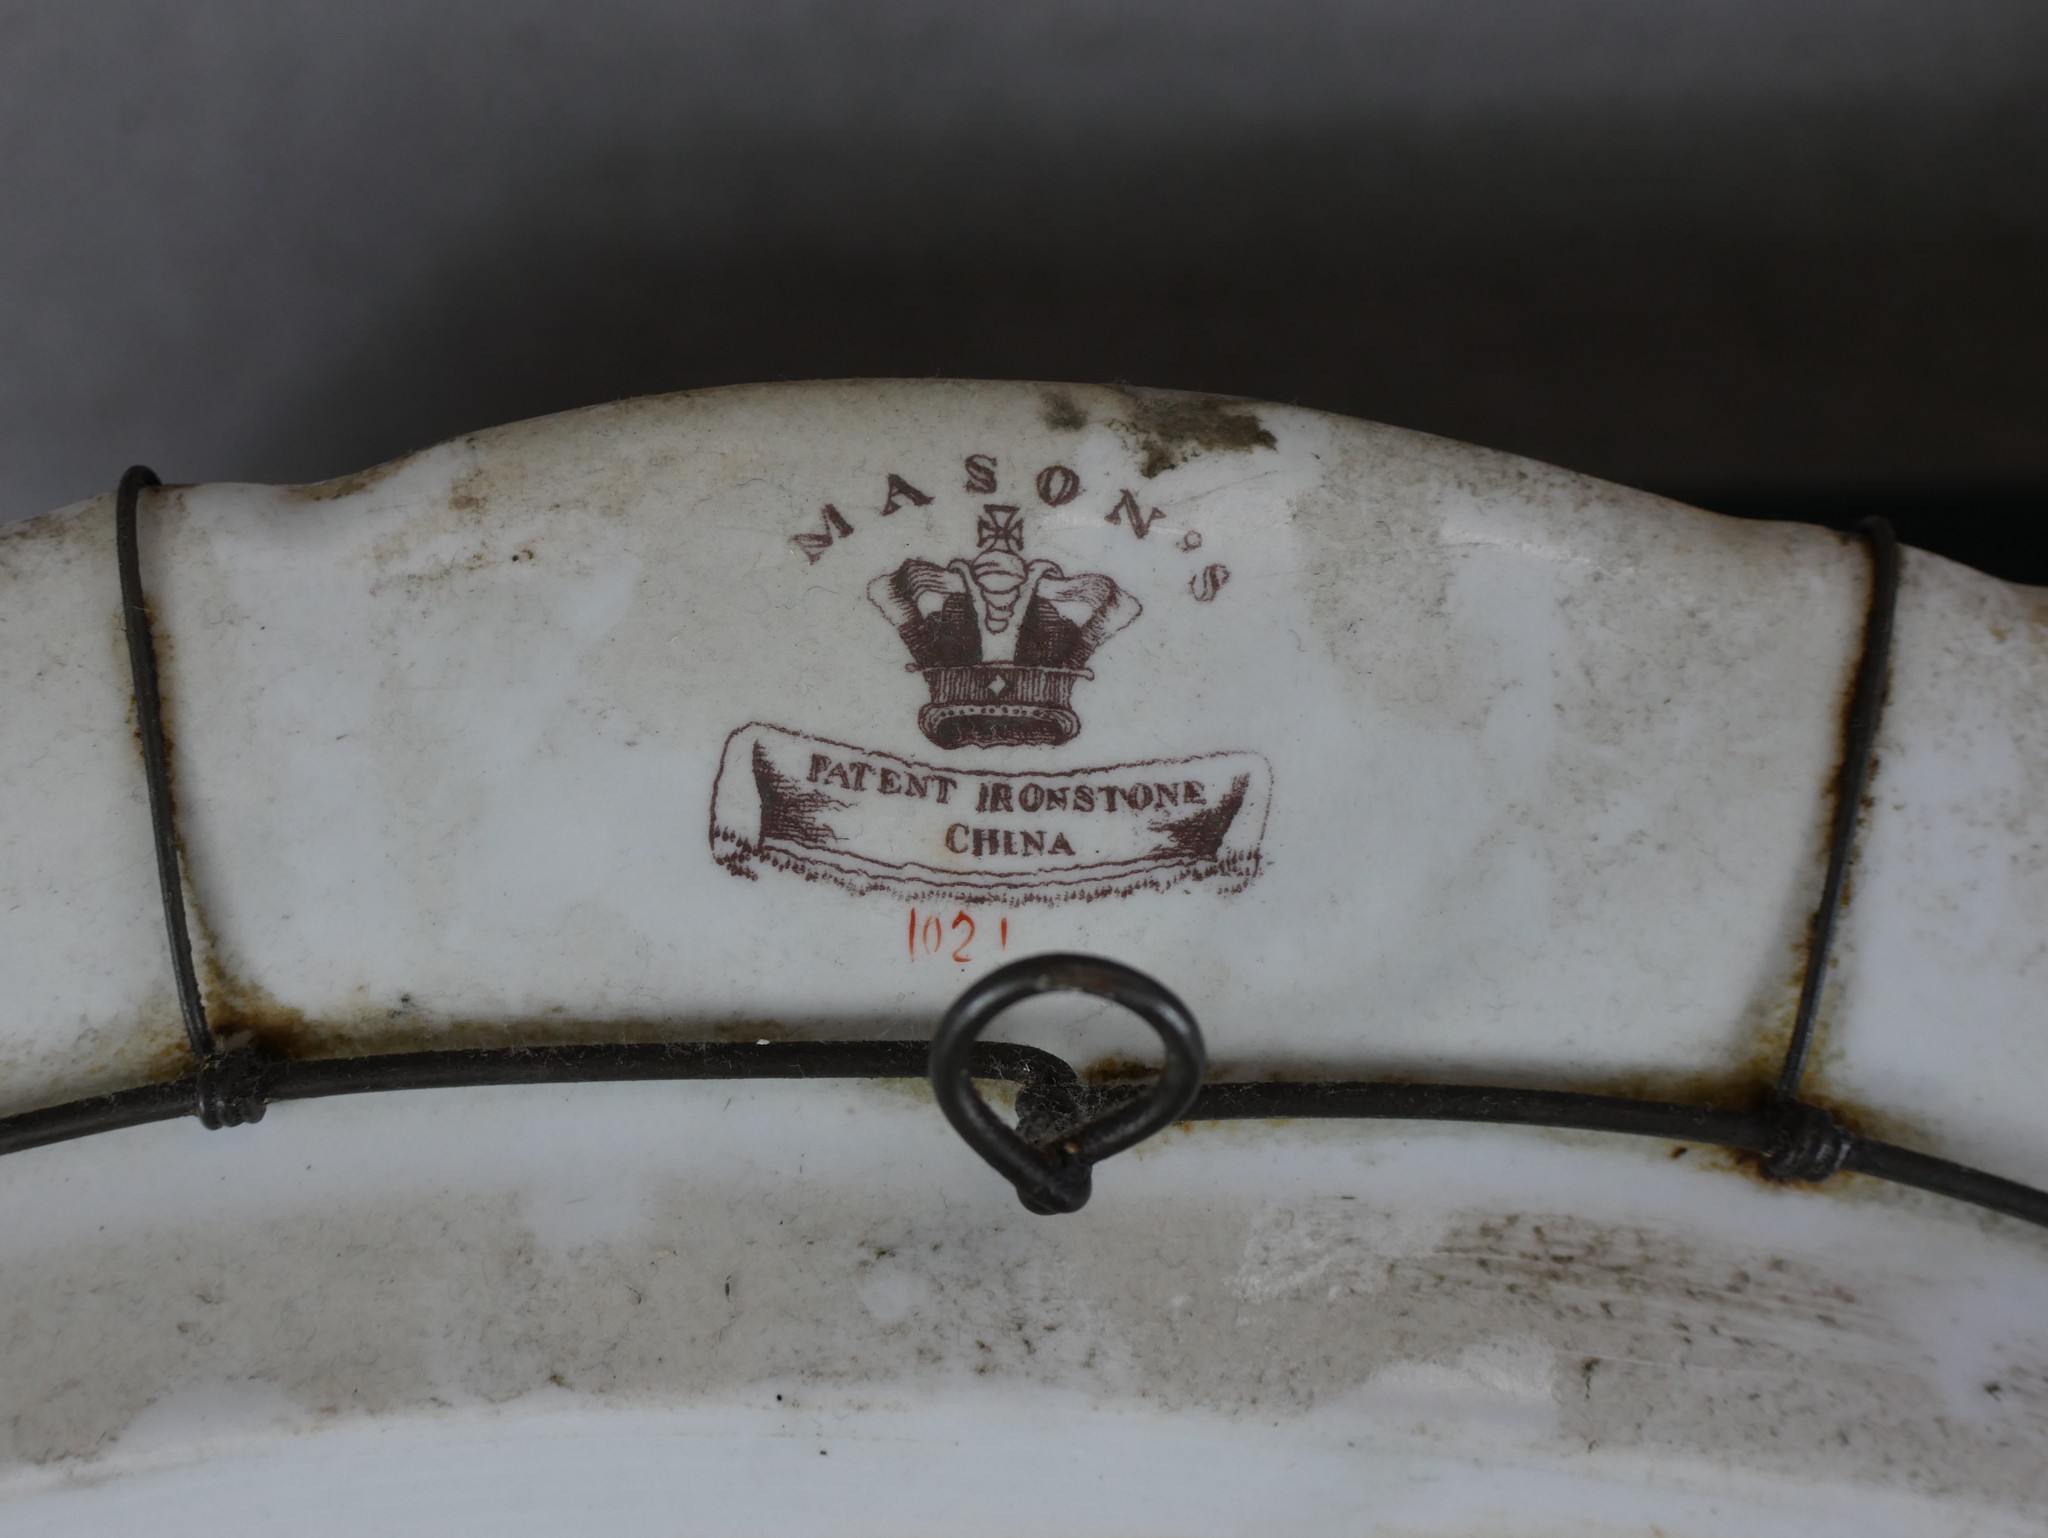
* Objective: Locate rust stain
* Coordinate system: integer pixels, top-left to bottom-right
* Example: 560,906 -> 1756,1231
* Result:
1196,965 -> 1802,1108
140,640 -> 818,1063
2025,585 -> 2048,634
1080,1053 -> 1158,1086
191,961 -> 823,1064
446,463 -> 488,516
362,461 -> 509,580
0,514 -> 69,558
1778,534 -> 1896,1106
1,498 -> 103,560
195,953 -> 311,1055
1182,936 -> 1926,1189
354,460 -> 512,585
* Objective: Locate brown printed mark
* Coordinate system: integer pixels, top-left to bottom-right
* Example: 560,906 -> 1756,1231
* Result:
788,473 -> 931,564
871,507 -> 1140,750
962,454 -> 998,495
1035,465 -> 1081,506
880,474 -> 933,517
1106,489 -> 1164,540
709,725 -> 1270,907
790,504 -> 855,564
1191,564 -> 1230,602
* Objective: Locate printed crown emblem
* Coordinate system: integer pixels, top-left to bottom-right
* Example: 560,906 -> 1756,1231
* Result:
868,510 -> 1142,748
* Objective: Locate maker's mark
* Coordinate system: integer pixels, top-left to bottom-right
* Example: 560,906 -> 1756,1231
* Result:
868,505 -> 1142,750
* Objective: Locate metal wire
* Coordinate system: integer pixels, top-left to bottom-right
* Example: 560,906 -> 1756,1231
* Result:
116,466 -> 215,1061
0,468 -> 2043,1234
0,1041 -> 1082,1159
1775,516 -> 1899,1104
930,953 -> 1206,1213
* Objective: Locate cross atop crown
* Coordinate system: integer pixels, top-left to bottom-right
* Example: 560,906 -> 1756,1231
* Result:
976,504 -> 1025,553
867,508 -> 1142,749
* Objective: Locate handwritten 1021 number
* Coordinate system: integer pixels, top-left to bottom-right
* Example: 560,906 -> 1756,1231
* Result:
908,907 -> 1010,963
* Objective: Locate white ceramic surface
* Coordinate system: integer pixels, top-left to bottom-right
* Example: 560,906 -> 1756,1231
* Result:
2,382 -> 2045,1532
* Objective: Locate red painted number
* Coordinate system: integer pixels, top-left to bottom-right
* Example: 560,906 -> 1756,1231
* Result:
908,906 -> 1012,963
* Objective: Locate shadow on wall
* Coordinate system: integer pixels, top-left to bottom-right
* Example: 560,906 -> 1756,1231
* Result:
252,115 -> 2048,497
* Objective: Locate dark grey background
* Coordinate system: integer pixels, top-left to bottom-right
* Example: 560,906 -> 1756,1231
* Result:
5,1 -> 2044,576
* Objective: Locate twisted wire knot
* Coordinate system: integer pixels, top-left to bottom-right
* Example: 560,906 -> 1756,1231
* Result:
930,954 -> 1206,1215
195,1046 -> 276,1130
1762,1100 -> 1854,1183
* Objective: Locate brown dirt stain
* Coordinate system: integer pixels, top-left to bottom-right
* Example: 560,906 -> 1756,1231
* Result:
1039,390 -> 1087,432
4,1167 -> 2042,1511
1036,385 -> 1277,478
1109,390 -> 1278,478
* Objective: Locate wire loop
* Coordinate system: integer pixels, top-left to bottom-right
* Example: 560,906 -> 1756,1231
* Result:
929,954 -> 1206,1213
